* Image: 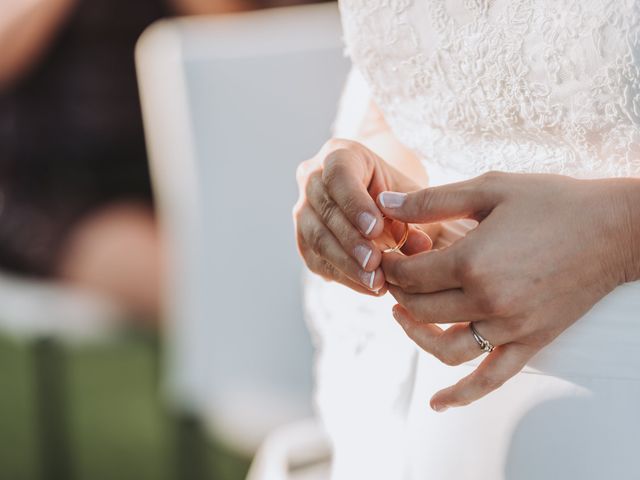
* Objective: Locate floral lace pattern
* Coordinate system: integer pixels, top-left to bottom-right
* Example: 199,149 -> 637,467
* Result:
339,0 -> 640,178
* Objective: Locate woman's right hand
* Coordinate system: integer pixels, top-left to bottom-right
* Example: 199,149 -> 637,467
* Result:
293,138 -> 432,295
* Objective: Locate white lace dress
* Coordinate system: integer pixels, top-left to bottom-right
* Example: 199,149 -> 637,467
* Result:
305,1 -> 640,479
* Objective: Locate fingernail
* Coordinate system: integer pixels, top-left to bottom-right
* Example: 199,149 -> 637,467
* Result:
360,269 -> 376,290
392,307 -> 409,328
379,192 -> 407,208
432,403 -> 449,413
354,245 -> 373,269
357,212 -> 377,235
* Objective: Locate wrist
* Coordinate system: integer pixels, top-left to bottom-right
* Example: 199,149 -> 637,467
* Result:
604,178 -> 640,283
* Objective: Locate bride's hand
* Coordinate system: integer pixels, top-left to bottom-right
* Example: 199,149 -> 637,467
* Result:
293,138 -> 432,295
377,172 -> 640,411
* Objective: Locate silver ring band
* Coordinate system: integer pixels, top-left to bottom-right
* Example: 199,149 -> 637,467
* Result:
469,323 -> 495,353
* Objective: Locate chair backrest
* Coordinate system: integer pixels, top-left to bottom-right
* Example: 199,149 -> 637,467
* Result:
136,3 -> 350,453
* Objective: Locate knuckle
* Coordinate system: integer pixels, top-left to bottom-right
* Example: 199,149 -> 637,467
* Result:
308,227 -> 330,258
508,316 -> 530,338
523,325 -> 554,347
320,261 -> 339,281
321,150 -> 348,183
293,210 -> 309,249
291,202 -> 302,222
295,228 -> 305,250
321,159 -> 339,186
307,256 -> 336,280
437,348 -> 462,367
304,255 -> 322,275
304,171 -> 321,198
432,336 -> 463,366
322,137 -> 352,153
293,203 -> 311,232
479,170 -> 504,185
316,191 -> 337,223
454,249 -> 483,284
475,291 -> 511,317
473,171 -> 506,204
489,291 -> 515,317
389,261 -> 412,289
385,258 -> 404,281
321,137 -> 360,153
295,158 -> 317,185
337,194 -> 359,217
454,248 -> 514,317
295,161 -> 307,184
296,239 -> 310,266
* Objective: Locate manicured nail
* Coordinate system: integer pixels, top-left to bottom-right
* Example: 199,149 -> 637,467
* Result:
357,212 -> 377,235
354,245 -> 373,269
379,192 -> 407,208
360,269 -> 376,290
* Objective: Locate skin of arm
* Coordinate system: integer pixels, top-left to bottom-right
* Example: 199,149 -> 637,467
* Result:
354,101 -> 429,189
622,178 -> 640,283
0,0 -> 78,91
167,0 -> 256,15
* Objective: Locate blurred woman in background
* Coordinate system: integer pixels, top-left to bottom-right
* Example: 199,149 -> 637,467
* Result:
0,0 -> 323,320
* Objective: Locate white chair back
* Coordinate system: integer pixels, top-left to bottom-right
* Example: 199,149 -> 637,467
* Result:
136,3 -> 350,453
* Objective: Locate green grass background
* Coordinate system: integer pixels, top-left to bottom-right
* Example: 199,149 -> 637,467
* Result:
0,332 -> 250,480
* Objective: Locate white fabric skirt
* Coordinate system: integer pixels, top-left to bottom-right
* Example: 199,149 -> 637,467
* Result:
305,158 -> 640,479
306,271 -> 640,480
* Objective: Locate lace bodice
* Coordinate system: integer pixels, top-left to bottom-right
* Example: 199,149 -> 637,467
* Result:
339,0 -> 640,178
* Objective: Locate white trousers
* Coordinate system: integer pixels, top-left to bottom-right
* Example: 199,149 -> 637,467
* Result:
306,264 -> 640,480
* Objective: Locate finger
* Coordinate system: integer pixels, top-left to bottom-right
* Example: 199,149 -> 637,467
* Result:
376,175 -> 501,224
392,303 -> 444,344
382,248 -> 459,293
392,306 -> 510,365
430,343 -> 532,412
306,172 -> 381,271
402,227 -> 433,256
388,286 -> 483,323
299,204 -> 385,291
416,222 -> 442,242
321,147 -> 385,239
295,156 -> 320,186
305,250 -> 385,297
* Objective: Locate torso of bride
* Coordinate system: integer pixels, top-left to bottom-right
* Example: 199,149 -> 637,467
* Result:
339,0 -> 640,178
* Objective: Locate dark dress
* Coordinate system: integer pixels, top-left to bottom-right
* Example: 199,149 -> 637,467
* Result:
0,0 -> 167,276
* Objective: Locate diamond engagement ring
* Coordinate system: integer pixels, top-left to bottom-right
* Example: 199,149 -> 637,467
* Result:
470,323 -> 495,353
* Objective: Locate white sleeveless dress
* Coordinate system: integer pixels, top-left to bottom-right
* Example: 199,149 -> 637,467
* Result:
305,1 -> 640,479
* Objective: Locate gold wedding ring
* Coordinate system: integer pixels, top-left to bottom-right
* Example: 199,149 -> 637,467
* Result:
381,219 -> 409,254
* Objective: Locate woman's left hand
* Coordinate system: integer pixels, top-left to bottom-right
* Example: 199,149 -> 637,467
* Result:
377,171 -> 640,412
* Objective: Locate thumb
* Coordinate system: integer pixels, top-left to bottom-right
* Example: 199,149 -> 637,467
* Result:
376,178 -> 500,224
